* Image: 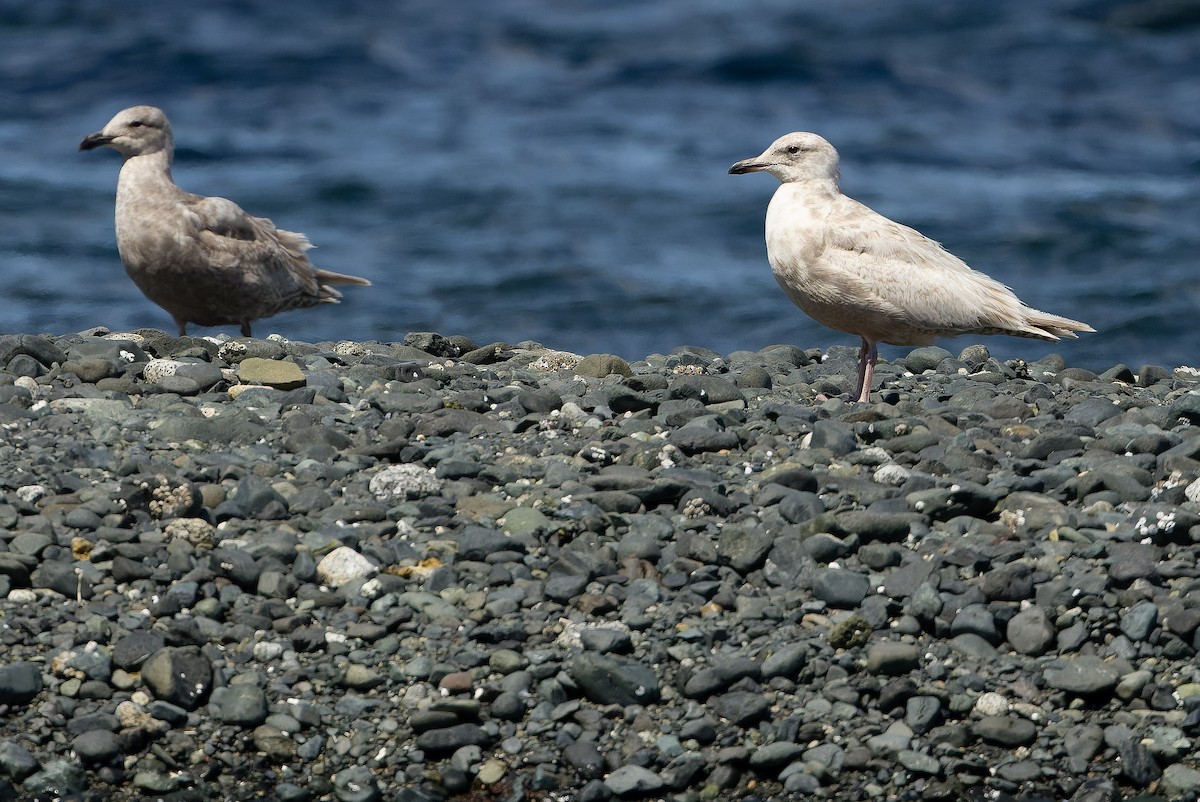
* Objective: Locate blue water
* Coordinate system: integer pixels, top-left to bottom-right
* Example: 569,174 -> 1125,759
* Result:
2,0 -> 1198,371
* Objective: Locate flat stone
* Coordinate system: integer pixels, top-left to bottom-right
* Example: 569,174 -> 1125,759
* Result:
568,653 -> 660,707
237,357 -> 306,389
974,715 -> 1037,746
1043,656 -> 1122,694
604,764 -> 663,796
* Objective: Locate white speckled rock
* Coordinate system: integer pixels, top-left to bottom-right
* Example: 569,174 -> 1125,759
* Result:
368,464 -> 443,500
143,359 -> 183,383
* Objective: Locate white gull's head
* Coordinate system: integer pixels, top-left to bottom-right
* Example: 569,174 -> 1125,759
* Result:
80,105 -> 174,159
729,131 -> 840,185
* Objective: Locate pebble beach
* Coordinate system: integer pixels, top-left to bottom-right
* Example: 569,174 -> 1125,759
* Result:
3,328 -> 1200,802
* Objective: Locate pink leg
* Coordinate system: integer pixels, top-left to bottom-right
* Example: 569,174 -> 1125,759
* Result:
855,338 -> 877,403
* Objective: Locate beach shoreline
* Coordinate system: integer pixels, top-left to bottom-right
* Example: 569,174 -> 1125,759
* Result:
1,328 -> 1199,800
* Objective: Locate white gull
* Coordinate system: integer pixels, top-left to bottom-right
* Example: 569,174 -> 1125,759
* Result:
730,132 -> 1093,402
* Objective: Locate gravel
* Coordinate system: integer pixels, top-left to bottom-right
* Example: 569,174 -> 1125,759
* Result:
2,328 -> 1200,800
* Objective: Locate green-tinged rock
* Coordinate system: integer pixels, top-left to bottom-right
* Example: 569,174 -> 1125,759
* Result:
237,357 -> 306,389
501,506 -> 554,537
828,615 -> 871,649
576,353 -> 633,378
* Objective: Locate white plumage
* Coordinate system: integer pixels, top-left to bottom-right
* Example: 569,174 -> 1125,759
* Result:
731,132 -> 1093,402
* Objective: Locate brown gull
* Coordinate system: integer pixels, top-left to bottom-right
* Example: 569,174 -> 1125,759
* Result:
729,132 -> 1093,402
80,105 -> 371,337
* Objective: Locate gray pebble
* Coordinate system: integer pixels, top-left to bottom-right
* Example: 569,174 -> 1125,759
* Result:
866,642 -> 920,675
568,653 -> 660,706
603,765 -> 663,796
333,765 -> 382,802
71,730 -> 122,765
209,684 -> 269,726
813,568 -> 870,607
974,715 -> 1037,746
140,646 -> 213,710
1006,606 -> 1056,656
0,661 -> 42,705
1044,656 -> 1122,694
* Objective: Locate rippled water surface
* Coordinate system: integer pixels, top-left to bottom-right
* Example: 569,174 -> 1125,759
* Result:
2,0 -> 1198,370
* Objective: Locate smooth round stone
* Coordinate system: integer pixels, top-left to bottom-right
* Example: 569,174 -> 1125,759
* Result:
974,715 -> 1037,746
341,664 -> 383,691
71,730 -> 121,764
813,568 -> 870,607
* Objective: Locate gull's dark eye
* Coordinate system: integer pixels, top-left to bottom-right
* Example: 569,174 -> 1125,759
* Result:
787,145 -> 802,154
129,120 -> 144,128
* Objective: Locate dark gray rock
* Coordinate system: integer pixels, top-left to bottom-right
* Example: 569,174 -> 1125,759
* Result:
667,426 -> 739,454
458,525 -> 524,560
141,646 -> 213,710
0,739 -> 38,780
950,604 -> 1000,643
332,765 -> 382,802
1120,601 -> 1158,641
568,654 -> 660,706
905,696 -> 941,734
0,661 -> 42,705
1117,737 -> 1162,786
1044,656 -> 1121,695
210,684 -> 269,726
414,723 -> 491,753
71,730 -> 121,765
761,643 -> 807,679
669,375 -> 744,404
709,691 -> 770,726
21,759 -> 86,798
1065,724 -> 1104,774
974,715 -> 1037,746
604,764 -> 663,796
748,742 -> 805,770
1006,606 -> 1056,656
904,347 -> 953,373
829,510 -> 912,542
808,419 -> 858,455
30,560 -> 95,600
563,739 -> 606,777
813,568 -> 870,607
717,526 -> 774,572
